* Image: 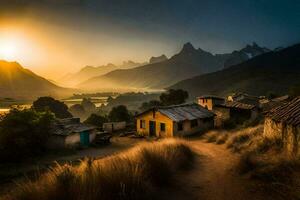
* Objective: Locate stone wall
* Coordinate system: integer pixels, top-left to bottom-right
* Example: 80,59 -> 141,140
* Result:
213,107 -> 230,127
264,117 -> 300,156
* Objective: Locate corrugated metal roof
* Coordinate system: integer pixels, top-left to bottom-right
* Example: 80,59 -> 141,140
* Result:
267,97 -> 300,126
219,101 -> 256,110
135,103 -> 215,122
51,119 -> 95,136
157,103 -> 215,122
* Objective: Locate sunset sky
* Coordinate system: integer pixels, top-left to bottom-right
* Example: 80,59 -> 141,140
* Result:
0,0 -> 299,79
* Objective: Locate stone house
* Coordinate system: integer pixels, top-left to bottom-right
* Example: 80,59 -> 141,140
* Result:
264,97 -> 300,157
197,94 -> 259,127
215,101 -> 259,124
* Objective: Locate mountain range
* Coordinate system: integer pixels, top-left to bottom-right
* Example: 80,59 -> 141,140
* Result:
77,42 -> 269,91
0,60 -> 73,100
1,42 -> 295,100
59,60 -> 146,87
170,43 -> 300,98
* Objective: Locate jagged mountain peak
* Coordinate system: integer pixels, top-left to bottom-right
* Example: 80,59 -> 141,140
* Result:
181,42 -> 196,53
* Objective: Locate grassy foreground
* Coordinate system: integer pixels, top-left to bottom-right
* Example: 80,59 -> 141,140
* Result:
204,125 -> 300,199
3,139 -> 194,200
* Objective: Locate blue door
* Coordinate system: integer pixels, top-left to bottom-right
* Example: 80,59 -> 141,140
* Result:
149,121 -> 156,136
80,131 -> 90,146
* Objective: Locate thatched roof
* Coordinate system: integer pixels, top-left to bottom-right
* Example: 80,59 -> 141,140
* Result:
266,97 -> 300,126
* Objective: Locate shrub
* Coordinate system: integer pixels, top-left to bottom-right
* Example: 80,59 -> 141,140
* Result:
84,114 -> 108,127
4,139 -> 195,200
0,109 -> 54,162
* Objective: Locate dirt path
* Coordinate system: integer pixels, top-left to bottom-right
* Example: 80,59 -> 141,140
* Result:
169,140 -> 271,200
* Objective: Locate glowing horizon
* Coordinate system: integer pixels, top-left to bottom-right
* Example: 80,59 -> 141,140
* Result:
0,0 -> 299,80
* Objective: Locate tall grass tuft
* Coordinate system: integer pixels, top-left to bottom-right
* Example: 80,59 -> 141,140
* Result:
4,139 -> 194,200
226,125 -> 263,152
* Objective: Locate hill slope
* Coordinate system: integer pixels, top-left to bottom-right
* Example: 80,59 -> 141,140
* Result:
170,44 -> 300,98
0,60 -> 72,99
78,42 -> 269,91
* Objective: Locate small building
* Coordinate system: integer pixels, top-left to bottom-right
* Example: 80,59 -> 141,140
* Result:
264,97 -> 300,156
48,118 -> 96,149
227,92 -> 262,104
103,121 -> 126,133
135,103 -> 215,137
214,101 -> 259,125
197,95 -> 225,110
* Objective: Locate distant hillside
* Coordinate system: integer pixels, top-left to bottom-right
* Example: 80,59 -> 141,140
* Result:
78,42 -> 270,91
0,60 -> 73,99
170,44 -> 300,98
59,61 -> 145,87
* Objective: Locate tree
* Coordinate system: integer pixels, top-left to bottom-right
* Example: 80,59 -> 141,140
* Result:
159,89 -> 189,106
81,98 -> 96,112
69,104 -> 86,118
32,97 -> 72,119
84,114 -> 108,127
108,105 -> 131,122
139,100 -> 162,111
0,109 -> 54,162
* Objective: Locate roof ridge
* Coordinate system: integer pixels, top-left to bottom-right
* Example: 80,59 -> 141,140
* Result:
157,103 -> 197,109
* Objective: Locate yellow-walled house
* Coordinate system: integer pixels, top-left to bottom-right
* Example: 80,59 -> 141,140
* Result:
135,104 -> 215,137
197,95 -> 225,110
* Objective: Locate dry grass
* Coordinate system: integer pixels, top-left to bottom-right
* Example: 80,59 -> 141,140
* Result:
224,124 -> 300,199
215,133 -> 229,144
3,139 -> 194,200
226,125 -> 263,152
202,130 -> 229,144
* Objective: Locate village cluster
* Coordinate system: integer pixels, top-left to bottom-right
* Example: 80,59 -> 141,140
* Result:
47,92 -> 300,157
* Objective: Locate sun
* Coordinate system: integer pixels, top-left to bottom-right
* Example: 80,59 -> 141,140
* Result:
0,42 -> 17,60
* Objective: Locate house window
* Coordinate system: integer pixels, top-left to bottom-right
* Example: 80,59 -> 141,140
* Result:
191,119 -> 198,128
160,123 -> 166,131
177,122 -> 183,131
140,120 -> 146,129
